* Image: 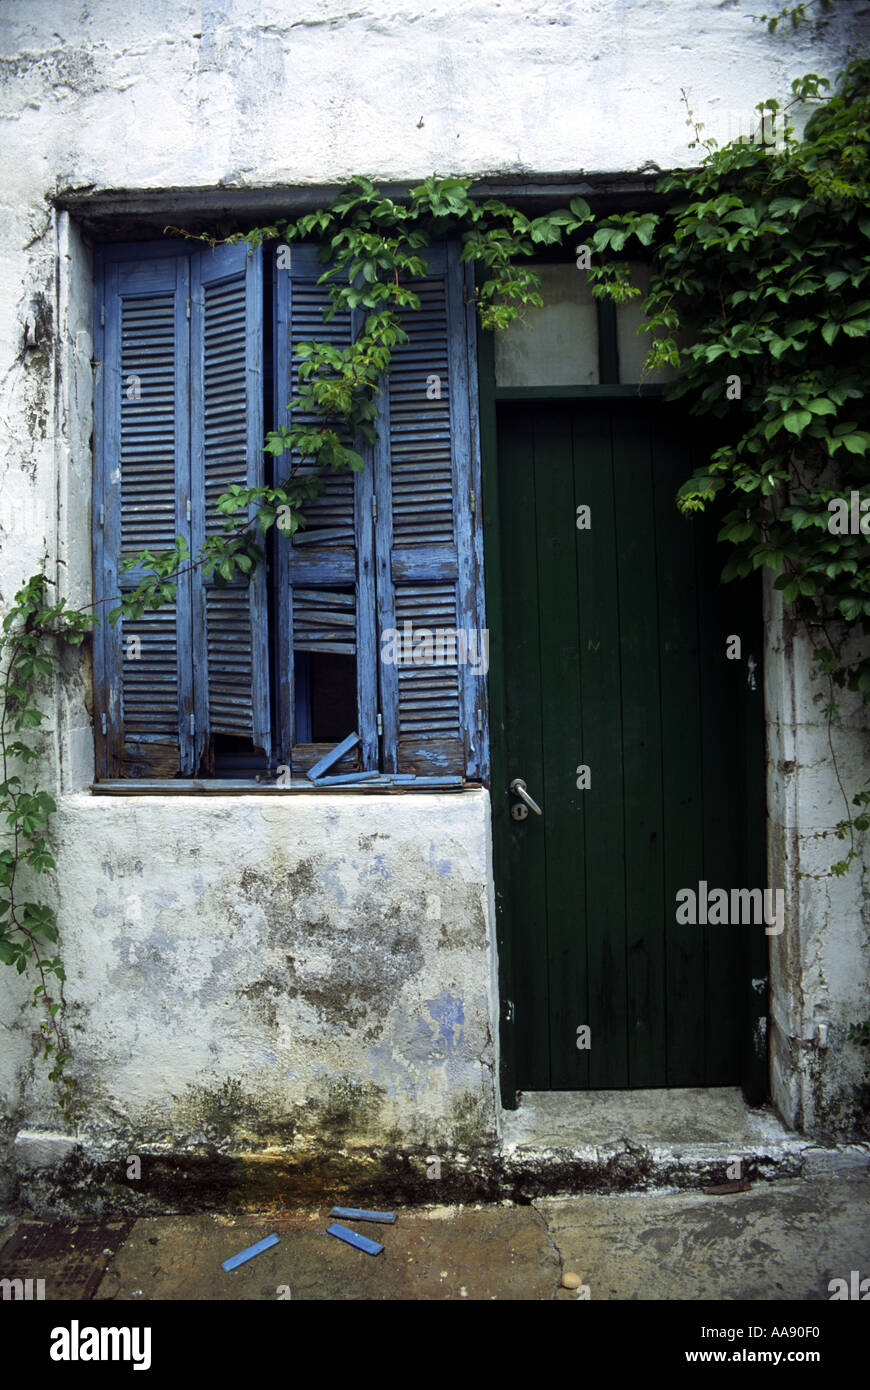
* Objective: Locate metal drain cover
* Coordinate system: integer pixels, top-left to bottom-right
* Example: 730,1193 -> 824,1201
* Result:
0,1220 -> 134,1300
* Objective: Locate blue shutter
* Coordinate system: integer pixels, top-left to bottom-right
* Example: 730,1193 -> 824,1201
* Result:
94,248 -> 195,777
273,243 -> 377,774
374,242 -> 488,780
190,243 -> 270,769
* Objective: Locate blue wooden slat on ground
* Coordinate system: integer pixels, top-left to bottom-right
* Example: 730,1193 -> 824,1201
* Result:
221,1233 -> 281,1271
326,1223 -> 384,1255
329,1207 -> 397,1224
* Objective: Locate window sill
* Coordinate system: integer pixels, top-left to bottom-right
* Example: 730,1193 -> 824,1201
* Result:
90,777 -> 476,795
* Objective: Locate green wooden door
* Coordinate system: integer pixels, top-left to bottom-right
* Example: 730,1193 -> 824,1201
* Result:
496,400 -> 766,1093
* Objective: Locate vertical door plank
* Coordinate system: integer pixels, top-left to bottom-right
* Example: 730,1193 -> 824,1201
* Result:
499,407 -> 550,1088
695,463 -> 744,1083
613,409 -> 667,1086
652,417 -> 706,1083
736,567 -> 768,1103
534,409 -> 589,1088
573,406 -> 629,1087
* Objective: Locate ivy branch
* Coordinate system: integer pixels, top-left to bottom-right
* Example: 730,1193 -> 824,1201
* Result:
0,575 -> 95,1124
583,61 -> 870,871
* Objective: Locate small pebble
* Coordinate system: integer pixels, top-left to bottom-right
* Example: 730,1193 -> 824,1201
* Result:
561,1272 -> 582,1289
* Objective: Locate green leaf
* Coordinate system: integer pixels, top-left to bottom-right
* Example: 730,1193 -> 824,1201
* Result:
632,214 -> 658,246
825,269 -> 849,291
568,196 -> 592,223
783,409 -> 812,435
841,431 -> 870,455
723,521 -> 754,542
528,217 -> 563,245
838,597 -> 863,621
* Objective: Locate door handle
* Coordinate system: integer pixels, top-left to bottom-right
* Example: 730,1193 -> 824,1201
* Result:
510,778 -> 542,815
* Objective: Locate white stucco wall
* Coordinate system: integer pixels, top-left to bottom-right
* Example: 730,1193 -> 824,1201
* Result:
53,792 -> 498,1144
1,0 -> 870,1197
1,0 -> 868,190
765,585 -> 870,1137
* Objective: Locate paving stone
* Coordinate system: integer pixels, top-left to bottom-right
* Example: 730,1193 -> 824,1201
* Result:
539,1175 -> 870,1301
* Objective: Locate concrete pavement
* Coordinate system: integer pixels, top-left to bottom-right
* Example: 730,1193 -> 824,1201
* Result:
1,1173 -> 868,1300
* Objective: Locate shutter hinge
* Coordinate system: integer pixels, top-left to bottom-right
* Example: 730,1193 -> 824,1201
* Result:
502,999 -> 514,1024
371,494 -> 378,524
101,712 -> 107,736
471,490 -> 476,515
477,707 -> 483,731
376,712 -> 383,737
186,297 -> 191,320
99,505 -> 105,527
186,498 -> 191,521
189,713 -> 195,736
100,305 -> 105,327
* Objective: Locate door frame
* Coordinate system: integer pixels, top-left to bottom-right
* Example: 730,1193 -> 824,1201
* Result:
477,327 -> 768,1110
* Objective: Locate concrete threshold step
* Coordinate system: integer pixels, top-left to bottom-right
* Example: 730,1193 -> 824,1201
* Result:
498,1088 -> 870,1195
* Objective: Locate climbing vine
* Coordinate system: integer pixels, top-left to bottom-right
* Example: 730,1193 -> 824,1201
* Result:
581,61 -> 870,875
0,577 -> 95,1123
153,174 -> 594,599
3,53 -> 869,1120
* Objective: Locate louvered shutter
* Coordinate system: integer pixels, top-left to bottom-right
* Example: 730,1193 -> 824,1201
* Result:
273,244 -> 377,774
190,243 -> 270,770
94,250 -> 195,778
374,241 -> 487,779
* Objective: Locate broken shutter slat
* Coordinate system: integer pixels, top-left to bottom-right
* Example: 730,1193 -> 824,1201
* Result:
291,525 -> 355,545
221,1233 -> 280,1271
306,730 -> 361,781
329,1207 -> 397,1223
294,589 -> 355,607
326,1223 -> 384,1255
314,771 -> 379,785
